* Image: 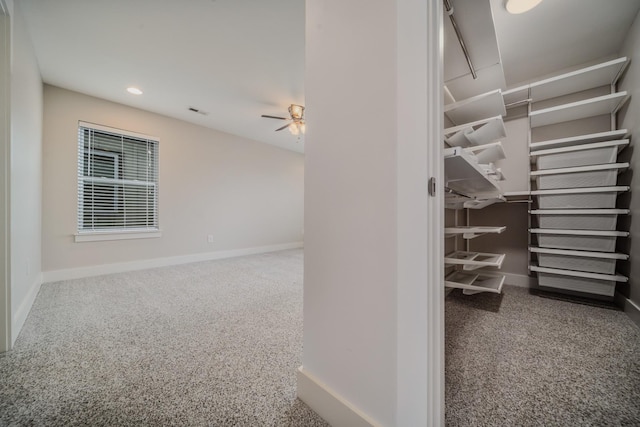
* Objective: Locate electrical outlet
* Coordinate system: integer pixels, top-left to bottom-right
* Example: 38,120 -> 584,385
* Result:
207,235 -> 214,243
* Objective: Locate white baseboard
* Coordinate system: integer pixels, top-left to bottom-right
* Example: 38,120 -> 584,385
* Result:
297,367 -> 382,427
42,242 -> 303,283
12,273 -> 42,345
502,272 -> 536,288
615,292 -> 640,328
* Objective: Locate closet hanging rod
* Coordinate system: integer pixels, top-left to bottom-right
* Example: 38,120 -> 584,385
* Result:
505,98 -> 533,109
443,0 -> 477,80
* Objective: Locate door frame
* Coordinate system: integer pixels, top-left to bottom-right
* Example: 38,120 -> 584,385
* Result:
0,0 -> 11,353
396,0 -> 444,424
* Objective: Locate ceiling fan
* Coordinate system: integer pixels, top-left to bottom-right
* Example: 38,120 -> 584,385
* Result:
261,104 -> 306,135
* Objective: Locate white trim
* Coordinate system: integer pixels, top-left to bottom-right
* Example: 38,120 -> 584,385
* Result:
74,230 -> 162,242
396,0 -> 444,424
11,273 -> 42,344
615,293 -> 640,329
42,242 -> 303,283
0,3 -> 9,353
297,367 -> 382,427
78,120 -> 158,142
503,272 -> 536,288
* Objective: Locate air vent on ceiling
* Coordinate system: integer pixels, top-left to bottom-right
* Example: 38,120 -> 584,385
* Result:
188,107 -> 209,116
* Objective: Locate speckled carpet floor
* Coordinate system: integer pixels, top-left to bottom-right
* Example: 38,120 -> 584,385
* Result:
0,249 -> 329,426
446,285 -> 640,426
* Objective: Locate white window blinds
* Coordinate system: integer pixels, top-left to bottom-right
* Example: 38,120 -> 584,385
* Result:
77,122 -> 159,233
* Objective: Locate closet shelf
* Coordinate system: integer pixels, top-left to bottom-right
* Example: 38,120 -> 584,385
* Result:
531,186 -> 629,209
530,139 -> 628,158
503,191 -> 531,203
530,162 -> 628,191
466,141 -> 506,164
530,209 -> 629,231
530,246 -> 628,275
532,266 -> 621,297
444,147 -> 502,197
530,265 -> 628,283
444,115 -> 504,138
530,162 -> 629,177
522,57 -> 632,300
530,209 -> 629,215
504,57 -> 629,104
444,89 -> 506,126
530,186 -> 630,196
530,228 -> 629,237
529,92 -> 629,128
444,251 -> 506,270
445,226 -> 506,239
529,129 -> 628,152
530,228 -> 628,253
445,194 -> 505,210
530,247 -> 629,260
445,116 -> 507,148
530,140 -> 629,169
445,270 -> 505,294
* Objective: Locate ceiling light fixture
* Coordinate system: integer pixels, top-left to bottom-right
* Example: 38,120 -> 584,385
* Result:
505,0 -> 542,14
288,104 -> 305,135
127,87 -> 143,95
288,104 -> 304,120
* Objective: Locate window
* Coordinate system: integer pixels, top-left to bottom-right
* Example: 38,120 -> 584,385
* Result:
77,122 -> 159,240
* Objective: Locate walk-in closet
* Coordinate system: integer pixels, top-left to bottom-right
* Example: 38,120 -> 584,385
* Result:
443,0 -> 640,424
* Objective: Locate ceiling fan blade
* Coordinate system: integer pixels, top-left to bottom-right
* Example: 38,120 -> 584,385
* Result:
275,122 -> 293,132
261,114 -> 288,120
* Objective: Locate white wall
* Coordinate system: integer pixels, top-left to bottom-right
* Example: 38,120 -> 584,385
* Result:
469,203 -> 530,284
9,0 -> 42,344
302,1 -> 397,423
301,0 -> 443,425
618,8 -> 640,320
42,85 -> 304,277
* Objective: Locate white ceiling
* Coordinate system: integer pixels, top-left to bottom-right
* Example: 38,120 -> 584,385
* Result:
19,0 -> 305,153
18,0 -> 640,153
490,0 -> 640,86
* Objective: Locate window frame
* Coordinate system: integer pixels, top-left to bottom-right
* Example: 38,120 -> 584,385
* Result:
75,121 -> 161,242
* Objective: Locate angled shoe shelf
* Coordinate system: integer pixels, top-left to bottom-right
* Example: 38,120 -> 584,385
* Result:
444,251 -> 506,270
445,226 -> 506,240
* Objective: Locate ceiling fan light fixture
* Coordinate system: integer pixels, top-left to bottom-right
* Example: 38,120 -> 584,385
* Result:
289,104 -> 304,120
505,0 -> 542,14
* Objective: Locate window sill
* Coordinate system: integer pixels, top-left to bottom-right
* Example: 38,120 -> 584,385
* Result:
74,230 -> 162,243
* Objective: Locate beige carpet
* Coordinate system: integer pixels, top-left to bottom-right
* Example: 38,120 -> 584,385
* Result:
446,285 -> 640,426
0,249 -> 328,426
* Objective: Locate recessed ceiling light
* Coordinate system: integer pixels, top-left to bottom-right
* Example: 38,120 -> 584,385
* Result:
127,87 -> 143,95
505,0 -> 542,14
